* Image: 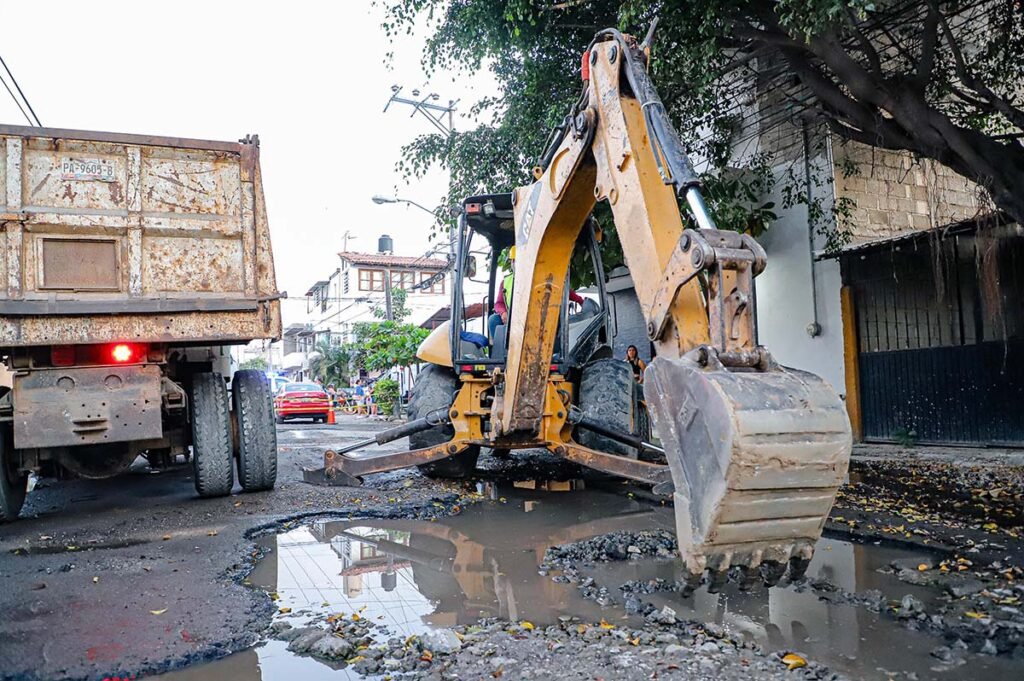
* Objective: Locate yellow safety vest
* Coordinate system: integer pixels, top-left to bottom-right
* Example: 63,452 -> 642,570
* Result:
502,273 -> 514,308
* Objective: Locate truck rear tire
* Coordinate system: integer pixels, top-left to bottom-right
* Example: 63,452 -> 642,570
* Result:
0,424 -> 26,522
409,364 -> 479,478
576,358 -> 646,458
233,370 -> 278,492
191,372 -> 234,498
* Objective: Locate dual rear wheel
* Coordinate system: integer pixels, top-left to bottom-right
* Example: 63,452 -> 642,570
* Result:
190,370 -> 278,498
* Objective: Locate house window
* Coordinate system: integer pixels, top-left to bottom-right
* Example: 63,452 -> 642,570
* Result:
358,269 -> 385,292
420,271 -> 445,294
397,271 -> 417,291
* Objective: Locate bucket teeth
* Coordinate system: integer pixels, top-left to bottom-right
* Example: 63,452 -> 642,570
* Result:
644,353 -> 851,589
680,571 -> 703,597
788,556 -> 812,582
760,561 -> 787,587
736,566 -> 761,592
706,569 -> 729,594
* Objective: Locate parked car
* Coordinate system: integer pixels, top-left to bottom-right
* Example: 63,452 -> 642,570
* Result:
269,374 -> 290,395
274,382 -> 331,423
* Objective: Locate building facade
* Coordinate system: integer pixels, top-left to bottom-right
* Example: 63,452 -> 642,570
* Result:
752,135 -> 1023,447
304,251 -> 451,347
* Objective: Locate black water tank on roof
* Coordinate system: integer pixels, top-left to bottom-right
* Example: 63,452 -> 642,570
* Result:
378,234 -> 394,254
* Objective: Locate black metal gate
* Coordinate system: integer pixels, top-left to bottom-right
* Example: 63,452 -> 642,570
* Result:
844,227 -> 1024,446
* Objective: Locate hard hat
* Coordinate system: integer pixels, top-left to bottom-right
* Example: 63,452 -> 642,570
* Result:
509,245 -> 516,260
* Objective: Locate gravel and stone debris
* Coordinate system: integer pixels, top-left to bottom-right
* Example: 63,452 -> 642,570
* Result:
269,611 -> 845,681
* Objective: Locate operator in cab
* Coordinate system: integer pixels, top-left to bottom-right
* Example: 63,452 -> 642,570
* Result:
489,245 -> 585,341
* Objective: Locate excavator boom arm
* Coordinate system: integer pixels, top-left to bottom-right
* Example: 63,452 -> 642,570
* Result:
500,30 -> 852,580
501,30 -> 747,435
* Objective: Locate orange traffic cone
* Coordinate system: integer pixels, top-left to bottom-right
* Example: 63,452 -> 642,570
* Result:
327,408 -> 336,425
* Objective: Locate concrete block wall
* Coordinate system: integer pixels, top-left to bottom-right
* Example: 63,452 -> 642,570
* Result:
832,141 -> 981,244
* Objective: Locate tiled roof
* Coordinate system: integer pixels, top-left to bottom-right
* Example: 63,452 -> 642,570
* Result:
337,251 -> 448,269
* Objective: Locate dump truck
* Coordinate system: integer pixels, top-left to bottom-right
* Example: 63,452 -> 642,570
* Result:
307,27 -> 852,591
0,124 -> 281,521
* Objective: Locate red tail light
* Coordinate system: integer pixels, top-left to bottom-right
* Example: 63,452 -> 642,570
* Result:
111,344 -> 134,363
51,345 -> 75,367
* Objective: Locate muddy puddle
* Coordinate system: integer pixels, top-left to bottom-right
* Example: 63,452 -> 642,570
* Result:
164,484 -> 1021,680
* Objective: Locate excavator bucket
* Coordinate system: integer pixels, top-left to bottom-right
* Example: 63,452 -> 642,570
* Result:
643,352 -> 851,583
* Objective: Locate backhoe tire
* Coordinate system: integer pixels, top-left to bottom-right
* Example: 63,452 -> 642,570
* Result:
409,364 -> 479,479
191,372 -> 234,498
576,358 -> 646,458
233,370 -> 278,492
0,424 -> 26,522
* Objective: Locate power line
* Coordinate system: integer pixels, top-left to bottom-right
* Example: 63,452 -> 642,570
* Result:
0,71 -> 33,126
0,54 -> 41,126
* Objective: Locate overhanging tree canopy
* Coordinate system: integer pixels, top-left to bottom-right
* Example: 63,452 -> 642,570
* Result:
385,0 -> 1024,242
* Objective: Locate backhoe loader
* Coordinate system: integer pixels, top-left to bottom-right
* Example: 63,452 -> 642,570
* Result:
309,27 -> 852,589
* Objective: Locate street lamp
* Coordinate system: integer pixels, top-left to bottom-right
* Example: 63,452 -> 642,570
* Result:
371,193 -> 459,302
371,194 -> 441,218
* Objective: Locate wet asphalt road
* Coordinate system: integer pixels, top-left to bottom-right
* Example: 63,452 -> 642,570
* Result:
0,419 -> 464,681
1,419 -> 1023,680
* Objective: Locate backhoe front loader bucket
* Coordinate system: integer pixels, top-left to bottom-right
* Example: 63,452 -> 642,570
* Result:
644,351 -> 851,583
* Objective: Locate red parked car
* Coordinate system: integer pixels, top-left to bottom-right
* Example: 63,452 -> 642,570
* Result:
274,382 -> 331,423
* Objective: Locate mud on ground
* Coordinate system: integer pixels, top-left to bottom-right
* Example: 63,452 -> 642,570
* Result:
0,420 -> 467,681
1,423 -> 1023,681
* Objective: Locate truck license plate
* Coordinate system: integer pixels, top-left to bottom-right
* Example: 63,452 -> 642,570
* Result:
61,158 -> 116,182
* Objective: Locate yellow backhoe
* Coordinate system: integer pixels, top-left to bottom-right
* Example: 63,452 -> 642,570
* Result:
308,27 -> 851,589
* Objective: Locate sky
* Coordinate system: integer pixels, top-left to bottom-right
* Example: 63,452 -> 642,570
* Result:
0,0 -> 495,325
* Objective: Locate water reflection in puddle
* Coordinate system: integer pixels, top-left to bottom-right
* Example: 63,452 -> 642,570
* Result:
246,484 -> 665,634
163,485 -> 1020,680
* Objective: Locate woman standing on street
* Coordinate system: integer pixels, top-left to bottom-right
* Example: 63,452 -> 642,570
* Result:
625,345 -> 646,384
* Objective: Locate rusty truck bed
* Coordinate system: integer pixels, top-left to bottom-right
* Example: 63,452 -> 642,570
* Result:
0,123 -> 281,347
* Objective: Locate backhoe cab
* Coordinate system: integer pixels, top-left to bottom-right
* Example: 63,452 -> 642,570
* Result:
424,193 -> 612,378
314,27 -> 851,590
407,192 -> 655,480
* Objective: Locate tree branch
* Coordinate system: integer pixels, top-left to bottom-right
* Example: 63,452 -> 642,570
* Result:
877,23 -> 917,67
914,2 -> 940,90
826,118 -> 906,150
843,6 -> 882,74
775,43 -> 915,150
947,84 -> 998,113
933,2 -> 1024,131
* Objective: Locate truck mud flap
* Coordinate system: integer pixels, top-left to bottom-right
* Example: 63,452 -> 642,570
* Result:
643,352 -> 851,580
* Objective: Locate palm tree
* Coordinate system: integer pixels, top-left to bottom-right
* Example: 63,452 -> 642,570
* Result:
309,339 -> 352,387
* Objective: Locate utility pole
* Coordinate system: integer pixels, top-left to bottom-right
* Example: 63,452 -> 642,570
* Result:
383,86 -> 460,299
383,270 -> 394,322
384,85 -> 458,136
341,229 -> 357,251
